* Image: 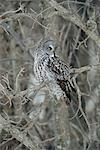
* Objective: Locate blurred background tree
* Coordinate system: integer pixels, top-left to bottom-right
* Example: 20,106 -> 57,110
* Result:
0,0 -> 100,150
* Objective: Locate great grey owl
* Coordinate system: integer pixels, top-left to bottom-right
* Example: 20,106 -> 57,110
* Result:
30,38 -> 75,105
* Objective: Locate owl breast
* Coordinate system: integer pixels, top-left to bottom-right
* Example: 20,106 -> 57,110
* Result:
34,53 -> 54,82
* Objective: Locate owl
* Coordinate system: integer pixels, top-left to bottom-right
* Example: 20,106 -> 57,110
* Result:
30,38 -> 75,104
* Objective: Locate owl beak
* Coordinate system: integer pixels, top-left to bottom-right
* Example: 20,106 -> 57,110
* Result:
50,51 -> 55,57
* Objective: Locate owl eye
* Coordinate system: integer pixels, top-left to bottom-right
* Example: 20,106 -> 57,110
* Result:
48,45 -> 54,51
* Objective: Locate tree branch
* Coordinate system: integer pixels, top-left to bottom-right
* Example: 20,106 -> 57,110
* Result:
0,114 -> 36,150
46,0 -> 100,48
72,64 -> 100,75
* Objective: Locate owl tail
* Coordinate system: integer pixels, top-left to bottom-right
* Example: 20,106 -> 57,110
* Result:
64,90 -> 71,105
65,80 -> 76,105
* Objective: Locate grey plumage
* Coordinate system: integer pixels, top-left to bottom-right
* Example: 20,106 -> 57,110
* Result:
30,38 -> 74,104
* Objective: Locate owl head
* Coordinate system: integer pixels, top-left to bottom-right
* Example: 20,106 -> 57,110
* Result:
39,38 -> 57,57
29,38 -> 57,58
33,38 -> 57,56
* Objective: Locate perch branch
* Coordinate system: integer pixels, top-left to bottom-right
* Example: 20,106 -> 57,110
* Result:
72,64 -> 100,75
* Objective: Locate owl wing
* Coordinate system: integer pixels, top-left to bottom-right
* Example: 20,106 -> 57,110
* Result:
47,55 -> 71,80
47,55 -> 75,104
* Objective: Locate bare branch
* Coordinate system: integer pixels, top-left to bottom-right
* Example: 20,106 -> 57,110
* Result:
46,0 -> 100,48
0,114 -> 36,150
72,64 -> 100,75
